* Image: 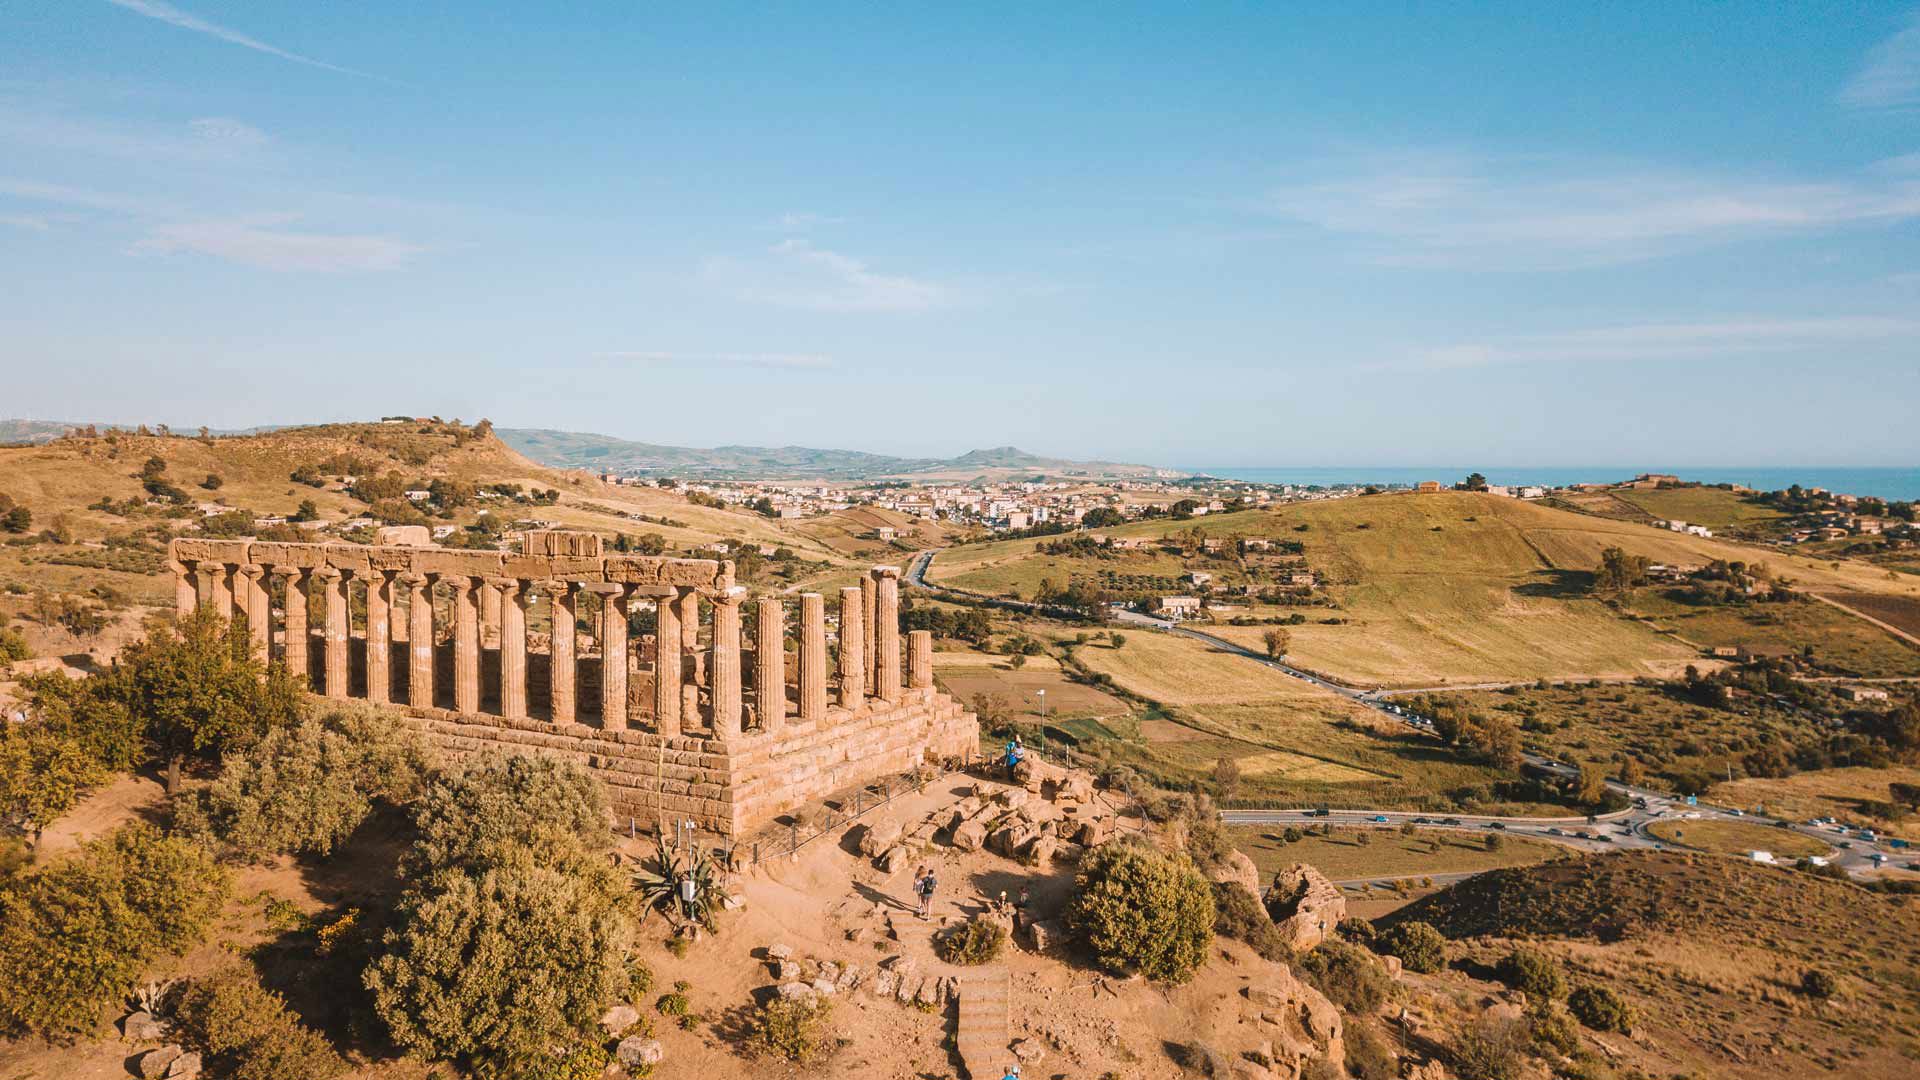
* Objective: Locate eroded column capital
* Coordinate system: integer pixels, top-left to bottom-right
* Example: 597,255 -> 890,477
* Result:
311,565 -> 343,582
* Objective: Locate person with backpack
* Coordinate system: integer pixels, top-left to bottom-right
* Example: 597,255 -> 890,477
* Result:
1004,735 -> 1023,781
917,865 -> 938,918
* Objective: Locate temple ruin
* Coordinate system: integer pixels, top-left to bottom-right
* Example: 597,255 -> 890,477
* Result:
166,530 -> 977,838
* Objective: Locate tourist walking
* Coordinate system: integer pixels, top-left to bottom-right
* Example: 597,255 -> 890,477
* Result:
916,865 -> 938,918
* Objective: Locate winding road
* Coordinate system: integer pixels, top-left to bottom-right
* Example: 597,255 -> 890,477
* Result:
906,548 -> 1912,878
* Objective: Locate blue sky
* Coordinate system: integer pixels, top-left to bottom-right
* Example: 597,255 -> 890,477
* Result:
2,2 -> 1918,467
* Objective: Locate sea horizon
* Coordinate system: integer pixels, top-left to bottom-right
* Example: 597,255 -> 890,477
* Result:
1185,466 -> 1920,503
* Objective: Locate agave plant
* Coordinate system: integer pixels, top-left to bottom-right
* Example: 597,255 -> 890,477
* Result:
130,977 -> 180,1016
630,834 -> 733,930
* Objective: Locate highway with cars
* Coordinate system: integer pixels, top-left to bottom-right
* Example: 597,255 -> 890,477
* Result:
908,549 -> 1913,879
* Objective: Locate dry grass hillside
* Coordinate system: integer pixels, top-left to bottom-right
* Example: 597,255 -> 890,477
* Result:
0,422 -> 876,616
1385,849 -> 1920,1079
931,491 -> 1920,687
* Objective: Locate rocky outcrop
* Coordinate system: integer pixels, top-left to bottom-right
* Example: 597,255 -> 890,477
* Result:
1265,863 -> 1345,951
1207,848 -> 1264,901
1243,965 -> 1345,1079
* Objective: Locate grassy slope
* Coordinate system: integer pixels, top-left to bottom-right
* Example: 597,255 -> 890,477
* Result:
1229,824 -> 1566,880
1645,818 -> 1830,858
0,425 -> 865,604
1613,487 -> 1791,530
931,491 -> 1920,687
1383,851 -> 1920,1078
1624,588 -> 1920,677
1056,630 -> 1546,808
1707,765 -> 1920,834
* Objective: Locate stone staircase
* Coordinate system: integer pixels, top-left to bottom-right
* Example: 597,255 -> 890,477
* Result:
954,967 -> 1011,1080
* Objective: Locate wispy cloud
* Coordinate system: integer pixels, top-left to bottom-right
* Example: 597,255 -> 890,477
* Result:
599,351 -> 836,371
131,215 -> 423,271
104,0 -> 384,81
1397,316 -> 1920,372
1262,149 -> 1920,269
1841,10 -> 1920,108
0,214 -> 50,231
701,239 -> 956,312
0,177 -> 163,215
187,116 -> 268,147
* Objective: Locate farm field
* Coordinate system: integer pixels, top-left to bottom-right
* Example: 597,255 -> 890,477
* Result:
1645,818 -> 1829,859
1624,589 -> 1920,677
1823,590 -> 1920,641
930,491 -> 1920,688
1402,682 -> 1846,791
1229,825 -> 1567,881
1059,629 -> 1562,810
1708,765 -> 1920,835
1613,487 -> 1791,531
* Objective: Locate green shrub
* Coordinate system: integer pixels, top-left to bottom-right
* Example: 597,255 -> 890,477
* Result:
1451,1018 -> 1526,1080
1800,968 -> 1837,999
1527,1000 -> 1579,1056
749,995 -> 836,1063
173,967 -> 344,1080
1211,881 -> 1291,963
405,753 -> 610,874
1296,941 -> 1390,1015
1335,916 -> 1376,945
172,706 -> 433,860
1343,1020 -> 1396,1080
934,918 -> 1007,966
0,825 -> 228,1039
1496,946 -> 1565,1000
1066,837 -> 1215,984
0,627 -> 29,663
1567,984 -> 1634,1033
1377,920 -> 1447,974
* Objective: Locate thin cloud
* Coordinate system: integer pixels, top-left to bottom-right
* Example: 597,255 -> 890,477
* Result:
1397,316 -> 1920,371
701,239 -> 955,312
1841,10 -> 1920,108
1262,149 -> 1920,269
132,215 -> 423,271
187,116 -> 268,146
104,0 -> 386,81
600,351 -> 837,371
0,214 -> 50,231
0,177 -> 162,215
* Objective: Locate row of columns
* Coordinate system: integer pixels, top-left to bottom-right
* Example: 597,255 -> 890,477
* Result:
175,561 -> 929,739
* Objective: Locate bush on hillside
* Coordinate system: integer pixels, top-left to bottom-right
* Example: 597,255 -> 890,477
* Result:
1800,968 -> 1837,999
1496,946 -> 1565,1000
0,825 -> 228,1038
363,844 -> 635,1079
1212,881 -> 1292,963
0,626 -> 29,664
934,918 -> 1006,966
748,994 -> 836,1064
173,967 -> 344,1080
0,726 -> 108,844
172,706 -> 434,860
1450,1017 -> 1526,1080
1343,1020 -> 1396,1080
1567,984 -> 1634,1033
405,753 -> 610,874
1527,1000 -> 1580,1056
1295,940 -> 1391,1015
1066,836 -> 1215,984
1376,920 -> 1447,974
1335,916 -> 1376,945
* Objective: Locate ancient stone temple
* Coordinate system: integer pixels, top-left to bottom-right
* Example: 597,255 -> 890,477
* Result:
167,531 -> 977,838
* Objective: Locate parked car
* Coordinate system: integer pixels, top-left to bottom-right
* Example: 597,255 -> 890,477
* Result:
1371,815 -> 1390,823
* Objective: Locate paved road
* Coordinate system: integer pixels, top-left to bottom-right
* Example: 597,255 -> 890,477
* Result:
910,550 -> 1911,878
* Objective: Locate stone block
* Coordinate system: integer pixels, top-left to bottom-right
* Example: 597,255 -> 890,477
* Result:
137,1047 -> 182,1080
616,1037 -> 665,1069
599,1003 -> 641,1035
1028,919 -> 1066,955
858,818 -> 903,857
951,818 -> 988,851
121,1011 -> 167,1041
375,525 -> 432,546
520,530 -> 604,558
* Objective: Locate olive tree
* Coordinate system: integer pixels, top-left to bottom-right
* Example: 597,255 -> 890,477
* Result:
1066,836 -> 1215,984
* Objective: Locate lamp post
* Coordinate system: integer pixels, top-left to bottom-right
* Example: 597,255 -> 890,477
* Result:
1036,689 -> 1046,754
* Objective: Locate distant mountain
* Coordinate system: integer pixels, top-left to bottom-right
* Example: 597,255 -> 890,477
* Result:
0,419 -> 82,444
498,428 -> 1171,480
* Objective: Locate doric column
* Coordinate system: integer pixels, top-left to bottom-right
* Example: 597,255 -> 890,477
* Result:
548,580 -> 577,724
874,567 -> 902,702
451,576 -> 479,714
173,562 -> 196,618
595,584 -> 631,730
861,573 -> 878,687
798,592 -> 827,724
364,570 -> 392,705
754,597 -> 786,733
908,629 -> 934,689
479,580 -> 502,648
195,560 -> 232,620
837,586 -> 865,707
315,567 -> 349,698
275,567 -> 310,683
711,587 -> 745,738
654,588 -> 683,736
238,564 -> 270,661
402,573 -> 434,708
492,578 -> 528,719
675,588 -> 700,651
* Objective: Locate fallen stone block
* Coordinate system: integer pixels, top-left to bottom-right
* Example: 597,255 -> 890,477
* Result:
137,1047 -> 183,1080
616,1037 -> 665,1069
599,1004 -> 641,1036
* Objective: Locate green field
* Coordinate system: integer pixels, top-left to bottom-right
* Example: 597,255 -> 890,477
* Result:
1625,588 -> 1920,677
1613,487 -> 1791,531
1230,825 -> 1567,881
1646,819 -> 1829,858
1058,629 -> 1560,811
929,491 -> 1920,689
